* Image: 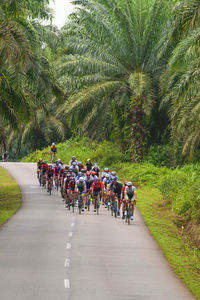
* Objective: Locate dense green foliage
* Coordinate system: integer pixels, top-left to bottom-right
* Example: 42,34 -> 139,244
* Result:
24,138 -> 200,224
1,0 -> 200,162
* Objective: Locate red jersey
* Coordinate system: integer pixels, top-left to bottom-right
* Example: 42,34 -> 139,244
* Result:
68,180 -> 76,191
92,181 -> 104,190
59,169 -> 65,177
42,163 -> 49,171
47,168 -> 55,177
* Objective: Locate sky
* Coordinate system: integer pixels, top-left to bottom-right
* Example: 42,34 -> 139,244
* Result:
49,0 -> 75,28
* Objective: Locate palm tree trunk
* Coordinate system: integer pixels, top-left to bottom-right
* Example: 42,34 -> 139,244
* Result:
130,97 -> 146,162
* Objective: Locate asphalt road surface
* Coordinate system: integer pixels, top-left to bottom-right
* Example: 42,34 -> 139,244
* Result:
0,163 -> 196,300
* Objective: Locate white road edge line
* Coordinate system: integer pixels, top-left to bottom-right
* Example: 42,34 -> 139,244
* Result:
71,223 -> 75,227
68,232 -> 73,237
65,258 -> 70,268
66,242 -> 71,249
64,279 -> 70,289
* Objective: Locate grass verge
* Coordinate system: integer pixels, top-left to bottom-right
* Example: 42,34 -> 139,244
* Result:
137,188 -> 200,299
0,167 -> 21,226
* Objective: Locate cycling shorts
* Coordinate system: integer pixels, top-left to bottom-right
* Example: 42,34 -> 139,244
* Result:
93,188 -> 101,196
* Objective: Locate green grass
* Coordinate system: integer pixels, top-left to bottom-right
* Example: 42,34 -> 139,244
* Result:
0,167 -> 21,226
137,188 -> 200,299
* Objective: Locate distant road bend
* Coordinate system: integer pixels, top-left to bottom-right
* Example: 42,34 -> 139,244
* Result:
0,162 -> 195,300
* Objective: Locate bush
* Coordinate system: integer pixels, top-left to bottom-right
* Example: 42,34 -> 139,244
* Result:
144,144 -> 174,167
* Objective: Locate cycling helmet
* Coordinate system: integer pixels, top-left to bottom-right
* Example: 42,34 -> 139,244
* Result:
49,165 -> 53,169
105,174 -> 110,178
111,171 -> 116,176
43,161 -> 47,165
87,159 -> 90,162
58,158 -> 61,162
39,158 -> 42,161
78,161 -> 82,165
79,177 -> 84,182
81,169 -> 86,174
104,168 -> 109,172
52,143 -> 55,146
78,172 -> 83,177
127,181 -> 132,186
65,165 -> 69,169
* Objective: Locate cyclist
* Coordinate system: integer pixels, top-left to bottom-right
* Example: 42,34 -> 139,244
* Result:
103,174 -> 111,207
2,151 -> 8,162
101,168 -> 111,180
41,161 -> 48,186
54,161 -> 60,188
69,156 -> 78,166
110,177 -> 123,216
121,181 -> 128,219
69,167 -> 76,178
91,177 -> 104,212
86,159 -> 93,171
92,163 -> 100,177
64,173 -> 71,207
111,171 -> 118,180
85,171 -> 94,206
57,158 -> 63,166
124,182 -> 136,220
71,161 -> 79,175
37,158 -> 43,178
78,161 -> 84,171
75,177 -> 87,211
68,177 -> 76,205
47,165 -> 55,192
76,171 -> 83,180
50,143 -> 57,162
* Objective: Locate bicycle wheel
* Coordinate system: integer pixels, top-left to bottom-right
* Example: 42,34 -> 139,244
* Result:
68,194 -> 70,210
39,174 -> 42,186
87,195 -> 90,211
96,194 -> 100,215
49,181 -> 52,195
78,195 -> 82,214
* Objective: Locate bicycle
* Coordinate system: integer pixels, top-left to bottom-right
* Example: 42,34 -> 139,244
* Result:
96,193 -> 100,215
47,177 -> 53,195
71,192 -> 75,213
114,195 -> 118,218
51,152 -> 56,164
43,173 -> 46,189
78,194 -> 83,214
39,171 -> 42,186
55,176 -> 59,191
86,193 -> 91,211
65,191 -> 71,210
125,199 -> 136,225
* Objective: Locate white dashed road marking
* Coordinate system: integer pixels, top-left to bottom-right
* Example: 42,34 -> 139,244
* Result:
64,279 -> 70,289
65,258 -> 70,268
69,232 -> 73,237
66,242 -> 71,249
71,222 -> 75,227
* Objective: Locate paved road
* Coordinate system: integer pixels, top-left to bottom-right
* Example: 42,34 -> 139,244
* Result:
0,163 -> 196,300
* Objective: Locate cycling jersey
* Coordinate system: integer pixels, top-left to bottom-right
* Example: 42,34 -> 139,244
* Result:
37,161 -> 43,170
85,177 -> 94,191
54,165 -> 60,175
92,181 -> 104,190
51,146 -> 57,153
110,182 -> 123,195
101,171 -> 111,180
103,178 -> 110,191
68,181 -> 76,191
76,180 -> 86,193
78,163 -> 84,171
69,159 -> 78,166
125,186 -> 136,200
42,163 -> 49,174
59,169 -> 65,177
47,169 -> 54,178
64,178 -> 71,189
92,166 -> 100,177
86,161 -> 92,171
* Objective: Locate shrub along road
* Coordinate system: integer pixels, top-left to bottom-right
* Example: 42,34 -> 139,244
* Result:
0,162 -> 195,300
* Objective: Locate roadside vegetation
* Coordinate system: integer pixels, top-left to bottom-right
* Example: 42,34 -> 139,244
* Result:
24,138 -> 200,299
0,167 -> 21,226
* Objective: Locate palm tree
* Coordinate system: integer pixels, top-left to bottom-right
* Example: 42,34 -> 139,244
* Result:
56,0 -> 173,161
161,0 -> 200,160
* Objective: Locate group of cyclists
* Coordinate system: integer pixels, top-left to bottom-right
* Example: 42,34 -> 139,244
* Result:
37,144 -> 137,221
